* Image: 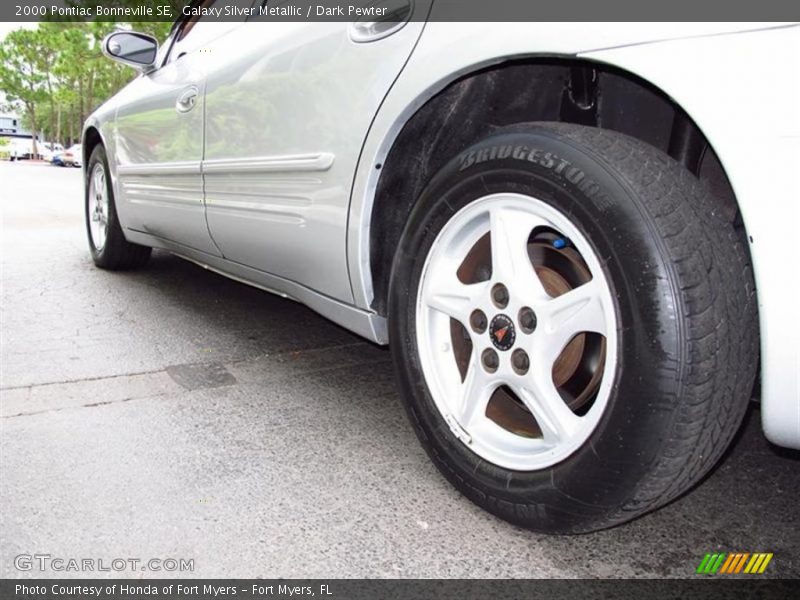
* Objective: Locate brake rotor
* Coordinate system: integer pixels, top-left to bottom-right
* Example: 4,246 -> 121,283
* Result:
530,241 -> 606,413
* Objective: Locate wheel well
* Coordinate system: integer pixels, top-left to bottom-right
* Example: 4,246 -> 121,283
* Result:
82,126 -> 103,167
369,58 -> 739,315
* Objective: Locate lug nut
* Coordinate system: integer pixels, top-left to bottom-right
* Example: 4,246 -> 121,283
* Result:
519,306 -> 537,333
491,283 -> 509,308
511,349 -> 530,375
481,348 -> 499,373
470,309 -> 488,334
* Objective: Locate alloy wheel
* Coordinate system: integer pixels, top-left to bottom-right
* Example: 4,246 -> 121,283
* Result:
416,193 -> 618,470
88,163 -> 109,252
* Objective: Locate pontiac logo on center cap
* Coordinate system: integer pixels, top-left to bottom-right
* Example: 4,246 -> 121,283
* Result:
489,314 -> 515,351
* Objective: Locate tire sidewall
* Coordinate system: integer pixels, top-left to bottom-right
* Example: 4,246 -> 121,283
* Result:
389,129 -> 684,530
85,145 -> 120,265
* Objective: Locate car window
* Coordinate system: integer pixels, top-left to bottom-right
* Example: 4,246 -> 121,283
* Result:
166,0 -> 256,64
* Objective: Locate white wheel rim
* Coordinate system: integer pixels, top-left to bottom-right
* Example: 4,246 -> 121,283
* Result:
88,163 -> 109,251
416,193 -> 618,471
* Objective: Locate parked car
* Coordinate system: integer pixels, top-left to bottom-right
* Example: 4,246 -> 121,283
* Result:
53,144 -> 82,167
83,7 -> 799,534
40,142 -> 65,162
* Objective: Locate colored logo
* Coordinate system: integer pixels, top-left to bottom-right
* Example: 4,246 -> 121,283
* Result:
489,314 -> 515,351
696,552 -> 773,575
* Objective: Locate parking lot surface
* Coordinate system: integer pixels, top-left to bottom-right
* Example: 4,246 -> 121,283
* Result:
1,160 -> 798,578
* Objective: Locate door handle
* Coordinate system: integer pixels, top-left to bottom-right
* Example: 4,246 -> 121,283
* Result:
176,86 -> 198,113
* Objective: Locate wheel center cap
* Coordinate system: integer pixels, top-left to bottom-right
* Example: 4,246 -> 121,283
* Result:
489,314 -> 516,351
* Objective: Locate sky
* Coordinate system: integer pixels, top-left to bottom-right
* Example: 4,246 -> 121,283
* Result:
0,22 -> 36,43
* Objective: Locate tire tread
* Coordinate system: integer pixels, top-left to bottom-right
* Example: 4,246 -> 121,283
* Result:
538,124 -> 757,525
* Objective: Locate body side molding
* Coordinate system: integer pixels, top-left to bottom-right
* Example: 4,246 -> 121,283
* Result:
202,153 -> 335,174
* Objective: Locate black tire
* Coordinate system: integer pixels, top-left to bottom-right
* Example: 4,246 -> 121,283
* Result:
85,144 -> 151,270
388,123 -> 758,533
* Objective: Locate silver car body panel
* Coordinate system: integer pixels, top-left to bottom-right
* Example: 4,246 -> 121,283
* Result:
201,15 -> 428,301
112,48 -> 219,256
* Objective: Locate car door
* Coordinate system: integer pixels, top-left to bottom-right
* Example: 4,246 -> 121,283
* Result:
202,0 -> 431,302
113,0 -> 255,256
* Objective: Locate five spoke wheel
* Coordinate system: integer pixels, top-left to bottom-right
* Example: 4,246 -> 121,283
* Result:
88,163 -> 109,252
416,193 -> 617,470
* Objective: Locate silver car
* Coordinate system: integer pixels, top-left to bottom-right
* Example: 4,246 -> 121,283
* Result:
84,7 -> 799,533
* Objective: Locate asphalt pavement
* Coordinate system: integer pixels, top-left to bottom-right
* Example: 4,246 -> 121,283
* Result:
1,160 -> 798,578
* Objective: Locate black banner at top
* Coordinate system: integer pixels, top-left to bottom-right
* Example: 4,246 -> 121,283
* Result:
2,0 -> 800,23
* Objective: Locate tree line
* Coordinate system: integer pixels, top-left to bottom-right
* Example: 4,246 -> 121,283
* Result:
0,21 -> 172,154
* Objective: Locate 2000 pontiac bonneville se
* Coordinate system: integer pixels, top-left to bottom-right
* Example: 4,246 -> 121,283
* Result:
83,3 -> 799,532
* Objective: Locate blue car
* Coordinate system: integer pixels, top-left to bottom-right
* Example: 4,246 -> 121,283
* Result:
51,144 -> 81,167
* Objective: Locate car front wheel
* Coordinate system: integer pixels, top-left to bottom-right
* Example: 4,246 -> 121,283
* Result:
85,145 -> 151,270
389,123 -> 758,533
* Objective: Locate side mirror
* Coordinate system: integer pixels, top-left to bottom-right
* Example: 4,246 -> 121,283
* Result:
102,31 -> 158,71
